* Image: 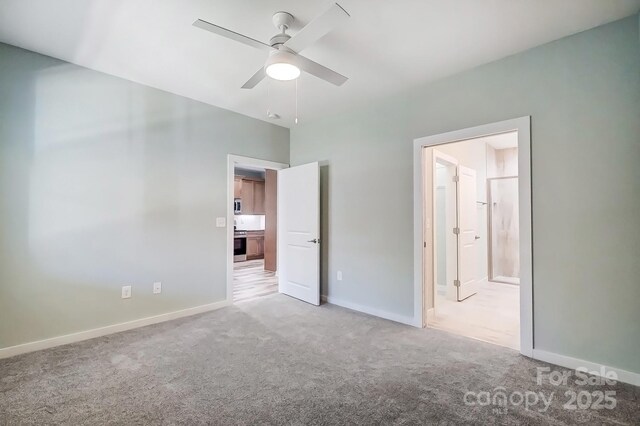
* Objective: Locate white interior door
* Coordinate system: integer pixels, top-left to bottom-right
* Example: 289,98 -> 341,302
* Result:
456,165 -> 478,301
277,162 -> 320,305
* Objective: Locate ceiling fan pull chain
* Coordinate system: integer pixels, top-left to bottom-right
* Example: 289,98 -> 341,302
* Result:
295,78 -> 299,125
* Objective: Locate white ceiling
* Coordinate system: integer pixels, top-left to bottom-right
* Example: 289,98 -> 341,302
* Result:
1,1 -> 638,128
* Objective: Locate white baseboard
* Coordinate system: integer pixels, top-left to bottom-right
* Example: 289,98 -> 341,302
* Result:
321,295 -> 418,326
7,298 -> 638,388
0,300 -> 231,360
532,349 -> 640,387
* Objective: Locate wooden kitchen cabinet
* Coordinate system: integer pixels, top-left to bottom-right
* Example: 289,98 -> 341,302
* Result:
247,237 -> 259,259
253,181 -> 265,214
236,177 -> 265,215
241,180 -> 254,214
258,237 -> 264,256
234,177 -> 242,198
246,233 -> 265,260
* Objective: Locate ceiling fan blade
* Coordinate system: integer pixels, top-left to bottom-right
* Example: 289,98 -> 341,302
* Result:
295,54 -> 348,86
284,3 -> 349,53
193,19 -> 274,52
241,67 -> 266,89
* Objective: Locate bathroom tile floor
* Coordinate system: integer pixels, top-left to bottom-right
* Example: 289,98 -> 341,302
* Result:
430,280 -> 520,350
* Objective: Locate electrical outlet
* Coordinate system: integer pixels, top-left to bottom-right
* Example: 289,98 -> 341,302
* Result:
121,285 -> 132,299
153,282 -> 162,294
216,217 -> 226,227
337,270 -> 343,281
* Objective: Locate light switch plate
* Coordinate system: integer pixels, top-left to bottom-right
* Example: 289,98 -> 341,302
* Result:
153,282 -> 161,294
216,217 -> 226,227
337,271 -> 343,281
121,285 -> 132,299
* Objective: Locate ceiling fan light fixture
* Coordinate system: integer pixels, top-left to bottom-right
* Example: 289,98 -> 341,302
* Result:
265,50 -> 300,81
266,63 -> 300,81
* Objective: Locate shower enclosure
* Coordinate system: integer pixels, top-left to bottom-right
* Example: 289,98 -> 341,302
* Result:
487,176 -> 520,284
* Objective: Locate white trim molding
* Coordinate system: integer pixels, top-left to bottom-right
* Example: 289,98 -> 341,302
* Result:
413,116 -> 533,357
322,295 -> 418,327
0,300 -> 230,360
533,349 -> 640,387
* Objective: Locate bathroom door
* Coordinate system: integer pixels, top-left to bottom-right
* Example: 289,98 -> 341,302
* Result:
456,165 -> 478,301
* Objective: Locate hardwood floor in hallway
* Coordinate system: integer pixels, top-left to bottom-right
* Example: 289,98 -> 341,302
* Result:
233,259 -> 278,302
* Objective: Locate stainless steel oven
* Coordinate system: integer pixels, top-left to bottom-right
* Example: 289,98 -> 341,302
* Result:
234,232 -> 247,262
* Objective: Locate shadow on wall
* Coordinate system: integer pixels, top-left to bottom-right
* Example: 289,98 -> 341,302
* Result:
2,61 -> 220,346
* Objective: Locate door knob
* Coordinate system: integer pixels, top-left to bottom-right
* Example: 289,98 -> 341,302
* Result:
307,238 -> 320,244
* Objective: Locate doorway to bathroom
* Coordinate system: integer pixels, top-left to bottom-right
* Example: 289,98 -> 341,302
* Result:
413,117 -> 533,355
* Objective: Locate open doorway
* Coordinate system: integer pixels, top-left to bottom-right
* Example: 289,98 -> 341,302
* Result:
413,117 -> 533,356
427,133 -> 520,350
227,156 -> 288,304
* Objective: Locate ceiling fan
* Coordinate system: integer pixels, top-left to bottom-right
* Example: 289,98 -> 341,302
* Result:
193,3 -> 349,89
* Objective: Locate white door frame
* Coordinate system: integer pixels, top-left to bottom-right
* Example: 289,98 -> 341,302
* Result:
227,155 -> 289,304
412,117 -> 533,357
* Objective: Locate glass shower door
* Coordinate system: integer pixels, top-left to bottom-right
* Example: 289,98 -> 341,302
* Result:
488,177 -> 520,284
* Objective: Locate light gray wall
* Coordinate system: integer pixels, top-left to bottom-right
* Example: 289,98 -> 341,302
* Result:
291,16 -> 640,373
0,43 -> 289,348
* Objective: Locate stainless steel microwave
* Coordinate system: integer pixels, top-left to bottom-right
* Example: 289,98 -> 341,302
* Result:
234,198 -> 241,214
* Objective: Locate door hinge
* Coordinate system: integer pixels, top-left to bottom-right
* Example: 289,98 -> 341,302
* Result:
423,241 -> 427,248
454,279 -> 460,287
453,227 -> 460,235
453,175 -> 459,182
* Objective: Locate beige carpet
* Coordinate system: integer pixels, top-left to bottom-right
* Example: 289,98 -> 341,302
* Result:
1,294 -> 638,425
